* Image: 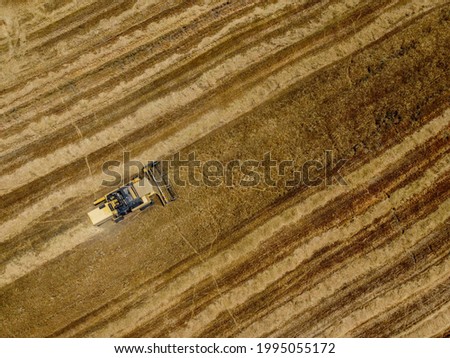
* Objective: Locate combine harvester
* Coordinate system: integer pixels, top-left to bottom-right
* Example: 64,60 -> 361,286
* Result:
88,161 -> 176,226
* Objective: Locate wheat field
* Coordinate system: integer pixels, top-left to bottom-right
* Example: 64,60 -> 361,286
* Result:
0,0 -> 449,337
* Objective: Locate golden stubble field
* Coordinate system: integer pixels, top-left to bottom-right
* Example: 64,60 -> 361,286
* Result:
0,0 -> 449,337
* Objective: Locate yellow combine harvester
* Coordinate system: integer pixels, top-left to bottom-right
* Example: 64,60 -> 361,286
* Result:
88,161 -> 176,226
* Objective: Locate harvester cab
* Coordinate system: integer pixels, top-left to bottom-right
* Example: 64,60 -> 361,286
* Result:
88,161 -> 176,226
